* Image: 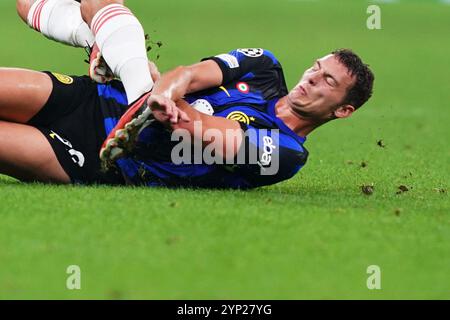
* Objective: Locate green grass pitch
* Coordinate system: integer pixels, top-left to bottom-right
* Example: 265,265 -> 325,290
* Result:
0,0 -> 449,299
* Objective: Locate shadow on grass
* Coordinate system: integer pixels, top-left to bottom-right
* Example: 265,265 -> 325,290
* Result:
0,174 -> 353,199
0,177 -> 20,186
0,174 -> 325,194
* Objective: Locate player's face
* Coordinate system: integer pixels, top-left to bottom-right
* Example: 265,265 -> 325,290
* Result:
288,54 -> 356,120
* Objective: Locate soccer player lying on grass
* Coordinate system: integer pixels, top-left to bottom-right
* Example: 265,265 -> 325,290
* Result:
0,51 -> 374,188
0,0 -> 374,188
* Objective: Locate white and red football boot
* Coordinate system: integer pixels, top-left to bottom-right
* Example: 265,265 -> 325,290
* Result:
88,43 -> 114,84
99,92 -> 154,170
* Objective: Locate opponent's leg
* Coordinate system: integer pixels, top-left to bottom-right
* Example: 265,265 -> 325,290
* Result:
0,68 -> 53,123
16,0 -> 95,47
80,0 -> 153,103
0,120 -> 70,183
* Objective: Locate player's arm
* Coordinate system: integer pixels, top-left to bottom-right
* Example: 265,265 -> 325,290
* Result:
148,48 -> 278,123
148,97 -> 243,162
173,99 -> 243,162
149,60 -> 223,102
147,59 -> 224,125
147,60 -> 243,160
147,49 -> 278,159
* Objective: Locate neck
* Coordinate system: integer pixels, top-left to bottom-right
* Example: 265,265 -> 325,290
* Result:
275,96 -> 323,137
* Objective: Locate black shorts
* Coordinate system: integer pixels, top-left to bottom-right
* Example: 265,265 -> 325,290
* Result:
28,72 -> 125,185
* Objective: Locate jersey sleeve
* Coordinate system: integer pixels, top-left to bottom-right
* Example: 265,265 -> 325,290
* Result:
202,48 -> 282,85
225,123 -> 309,189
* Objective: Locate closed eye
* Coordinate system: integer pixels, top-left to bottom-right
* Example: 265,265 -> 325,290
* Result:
310,60 -> 339,87
326,76 -> 337,87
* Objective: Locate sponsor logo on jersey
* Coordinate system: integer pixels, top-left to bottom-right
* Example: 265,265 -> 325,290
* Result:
237,48 -> 264,58
219,86 -> 231,97
215,53 -> 239,68
226,111 -> 255,124
52,73 -> 74,85
258,136 -> 277,167
236,82 -> 250,94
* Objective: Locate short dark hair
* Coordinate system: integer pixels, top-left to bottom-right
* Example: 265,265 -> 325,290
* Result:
332,49 -> 375,109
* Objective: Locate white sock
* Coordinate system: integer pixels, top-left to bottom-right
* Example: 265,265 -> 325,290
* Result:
27,0 -> 95,48
91,4 -> 153,103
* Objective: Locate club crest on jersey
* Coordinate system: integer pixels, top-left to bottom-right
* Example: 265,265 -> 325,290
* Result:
52,73 -> 74,85
226,111 -> 255,125
236,82 -> 250,94
237,48 -> 264,57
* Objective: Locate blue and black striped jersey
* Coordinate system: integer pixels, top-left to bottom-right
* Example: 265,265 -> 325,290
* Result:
100,49 -> 309,189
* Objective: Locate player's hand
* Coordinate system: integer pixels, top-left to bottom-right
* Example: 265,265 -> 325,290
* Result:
147,94 -> 190,124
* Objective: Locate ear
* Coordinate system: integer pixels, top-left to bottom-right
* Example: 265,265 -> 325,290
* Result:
333,104 -> 355,119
